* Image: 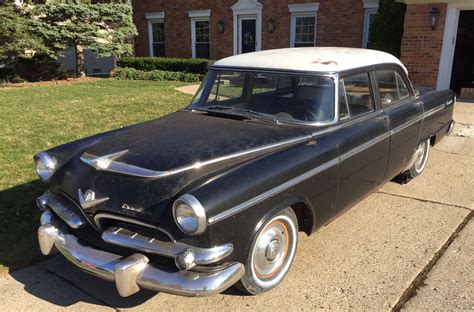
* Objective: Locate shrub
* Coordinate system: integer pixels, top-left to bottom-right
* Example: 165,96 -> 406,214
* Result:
369,0 -> 406,58
117,57 -> 210,74
15,56 -> 73,82
113,67 -> 200,83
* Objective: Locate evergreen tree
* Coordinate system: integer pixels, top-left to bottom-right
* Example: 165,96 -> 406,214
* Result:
32,0 -> 137,77
0,1 -> 52,63
368,0 -> 406,58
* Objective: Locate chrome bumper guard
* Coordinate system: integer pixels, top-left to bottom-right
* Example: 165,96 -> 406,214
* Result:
38,211 -> 244,297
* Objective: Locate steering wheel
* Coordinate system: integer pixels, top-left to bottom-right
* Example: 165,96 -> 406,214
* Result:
281,98 -> 319,122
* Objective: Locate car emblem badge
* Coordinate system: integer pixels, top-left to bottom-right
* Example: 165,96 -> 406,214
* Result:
78,189 -> 109,209
121,203 -> 144,213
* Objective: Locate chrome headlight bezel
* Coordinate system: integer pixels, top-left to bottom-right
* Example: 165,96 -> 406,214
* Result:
34,152 -> 57,182
172,194 -> 206,235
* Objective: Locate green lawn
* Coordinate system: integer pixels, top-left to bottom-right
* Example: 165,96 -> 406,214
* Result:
0,79 -> 193,273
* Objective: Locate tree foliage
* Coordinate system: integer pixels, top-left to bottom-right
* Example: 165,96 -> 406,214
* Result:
0,0 -> 137,78
0,2 -> 52,62
368,0 -> 407,58
32,1 -> 137,76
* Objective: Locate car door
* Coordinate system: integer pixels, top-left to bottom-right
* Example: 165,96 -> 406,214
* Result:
373,66 -> 423,180
336,70 -> 391,213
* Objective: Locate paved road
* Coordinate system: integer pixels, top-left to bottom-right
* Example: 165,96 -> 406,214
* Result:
1,103 -> 472,311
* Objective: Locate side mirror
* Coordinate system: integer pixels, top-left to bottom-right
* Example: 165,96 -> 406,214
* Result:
414,89 -> 420,97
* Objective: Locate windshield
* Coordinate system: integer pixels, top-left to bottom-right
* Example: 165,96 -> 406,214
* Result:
189,70 -> 335,123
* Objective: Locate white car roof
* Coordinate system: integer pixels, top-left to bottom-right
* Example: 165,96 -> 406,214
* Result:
212,47 -> 407,74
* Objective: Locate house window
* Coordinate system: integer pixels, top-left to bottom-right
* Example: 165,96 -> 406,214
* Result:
288,3 -> 320,48
145,12 -> 165,57
189,10 -> 211,59
362,0 -> 379,48
151,22 -> 165,57
294,16 -> 317,47
193,20 -> 210,58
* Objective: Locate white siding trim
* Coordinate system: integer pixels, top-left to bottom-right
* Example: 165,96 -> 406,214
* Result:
288,3 -> 320,13
145,12 -> 164,20
362,0 -> 379,9
188,10 -> 211,18
437,2 -> 474,90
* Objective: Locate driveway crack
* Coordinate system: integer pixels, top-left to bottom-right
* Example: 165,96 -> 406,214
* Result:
391,210 -> 473,311
432,148 -> 474,158
376,191 -> 472,211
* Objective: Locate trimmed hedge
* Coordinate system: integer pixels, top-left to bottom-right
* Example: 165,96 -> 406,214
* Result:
113,67 -> 200,83
117,57 -> 210,75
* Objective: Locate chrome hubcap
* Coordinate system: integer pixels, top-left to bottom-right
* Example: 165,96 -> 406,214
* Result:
414,141 -> 427,173
253,221 -> 289,279
265,239 -> 281,261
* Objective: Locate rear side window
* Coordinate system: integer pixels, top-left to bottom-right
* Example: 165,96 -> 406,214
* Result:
375,70 -> 410,106
339,72 -> 374,117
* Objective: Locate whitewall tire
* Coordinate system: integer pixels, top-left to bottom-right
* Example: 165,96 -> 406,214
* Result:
409,138 -> 430,178
239,207 -> 298,295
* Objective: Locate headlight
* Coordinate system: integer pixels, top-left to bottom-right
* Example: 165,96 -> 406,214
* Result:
34,152 -> 57,182
172,194 -> 206,235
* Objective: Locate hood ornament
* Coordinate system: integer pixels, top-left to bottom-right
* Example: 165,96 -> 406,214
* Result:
81,149 -> 129,170
78,189 -> 109,209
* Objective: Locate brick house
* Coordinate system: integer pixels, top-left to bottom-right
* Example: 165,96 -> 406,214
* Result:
132,0 -> 474,95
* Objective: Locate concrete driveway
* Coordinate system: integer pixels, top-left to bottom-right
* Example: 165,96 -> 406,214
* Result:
1,103 -> 472,311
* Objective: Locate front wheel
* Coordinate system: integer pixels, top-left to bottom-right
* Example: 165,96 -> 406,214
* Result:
408,138 -> 430,178
238,207 -> 298,295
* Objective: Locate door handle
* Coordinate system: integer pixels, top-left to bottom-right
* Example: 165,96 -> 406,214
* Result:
377,115 -> 389,121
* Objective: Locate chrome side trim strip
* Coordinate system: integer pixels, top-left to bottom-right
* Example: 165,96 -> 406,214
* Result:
208,158 -> 339,224
390,115 -> 423,136
208,103 -> 445,224
424,105 -> 445,118
339,132 -> 390,162
102,227 -> 233,266
81,135 -> 312,179
209,129 -> 392,224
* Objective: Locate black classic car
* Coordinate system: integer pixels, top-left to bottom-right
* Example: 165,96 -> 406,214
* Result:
34,48 -> 455,297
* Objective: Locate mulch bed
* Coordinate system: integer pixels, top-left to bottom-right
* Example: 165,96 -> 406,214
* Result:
0,77 -> 100,89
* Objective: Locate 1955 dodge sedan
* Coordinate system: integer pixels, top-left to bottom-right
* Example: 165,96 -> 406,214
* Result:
34,47 -> 455,297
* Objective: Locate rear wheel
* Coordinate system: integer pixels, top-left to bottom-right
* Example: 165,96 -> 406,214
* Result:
408,138 -> 430,178
238,208 -> 298,295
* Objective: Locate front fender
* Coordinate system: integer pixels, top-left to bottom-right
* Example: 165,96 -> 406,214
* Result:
183,132 -> 339,263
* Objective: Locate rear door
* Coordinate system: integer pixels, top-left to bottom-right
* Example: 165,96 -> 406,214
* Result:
373,66 -> 423,180
336,70 -> 390,213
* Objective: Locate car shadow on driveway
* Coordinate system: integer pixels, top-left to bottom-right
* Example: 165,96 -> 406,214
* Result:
10,255 -> 156,309
10,254 -> 244,309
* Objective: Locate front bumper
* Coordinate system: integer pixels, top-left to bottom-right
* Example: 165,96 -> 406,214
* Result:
38,211 -> 244,297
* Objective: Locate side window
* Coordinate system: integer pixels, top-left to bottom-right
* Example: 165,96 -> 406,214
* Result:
396,72 -> 410,100
339,72 -> 374,117
338,79 -> 349,119
375,70 -> 411,107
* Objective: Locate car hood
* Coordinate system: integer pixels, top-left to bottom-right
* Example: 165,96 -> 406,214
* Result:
51,110 -> 310,225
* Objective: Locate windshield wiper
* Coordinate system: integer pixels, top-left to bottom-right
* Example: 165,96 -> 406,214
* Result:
203,105 -> 280,123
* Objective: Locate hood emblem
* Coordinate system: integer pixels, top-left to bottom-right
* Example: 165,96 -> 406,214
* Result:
121,203 -> 144,213
78,189 -> 109,209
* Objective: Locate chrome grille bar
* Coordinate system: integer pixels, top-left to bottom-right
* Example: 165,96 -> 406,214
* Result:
102,227 -> 233,267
